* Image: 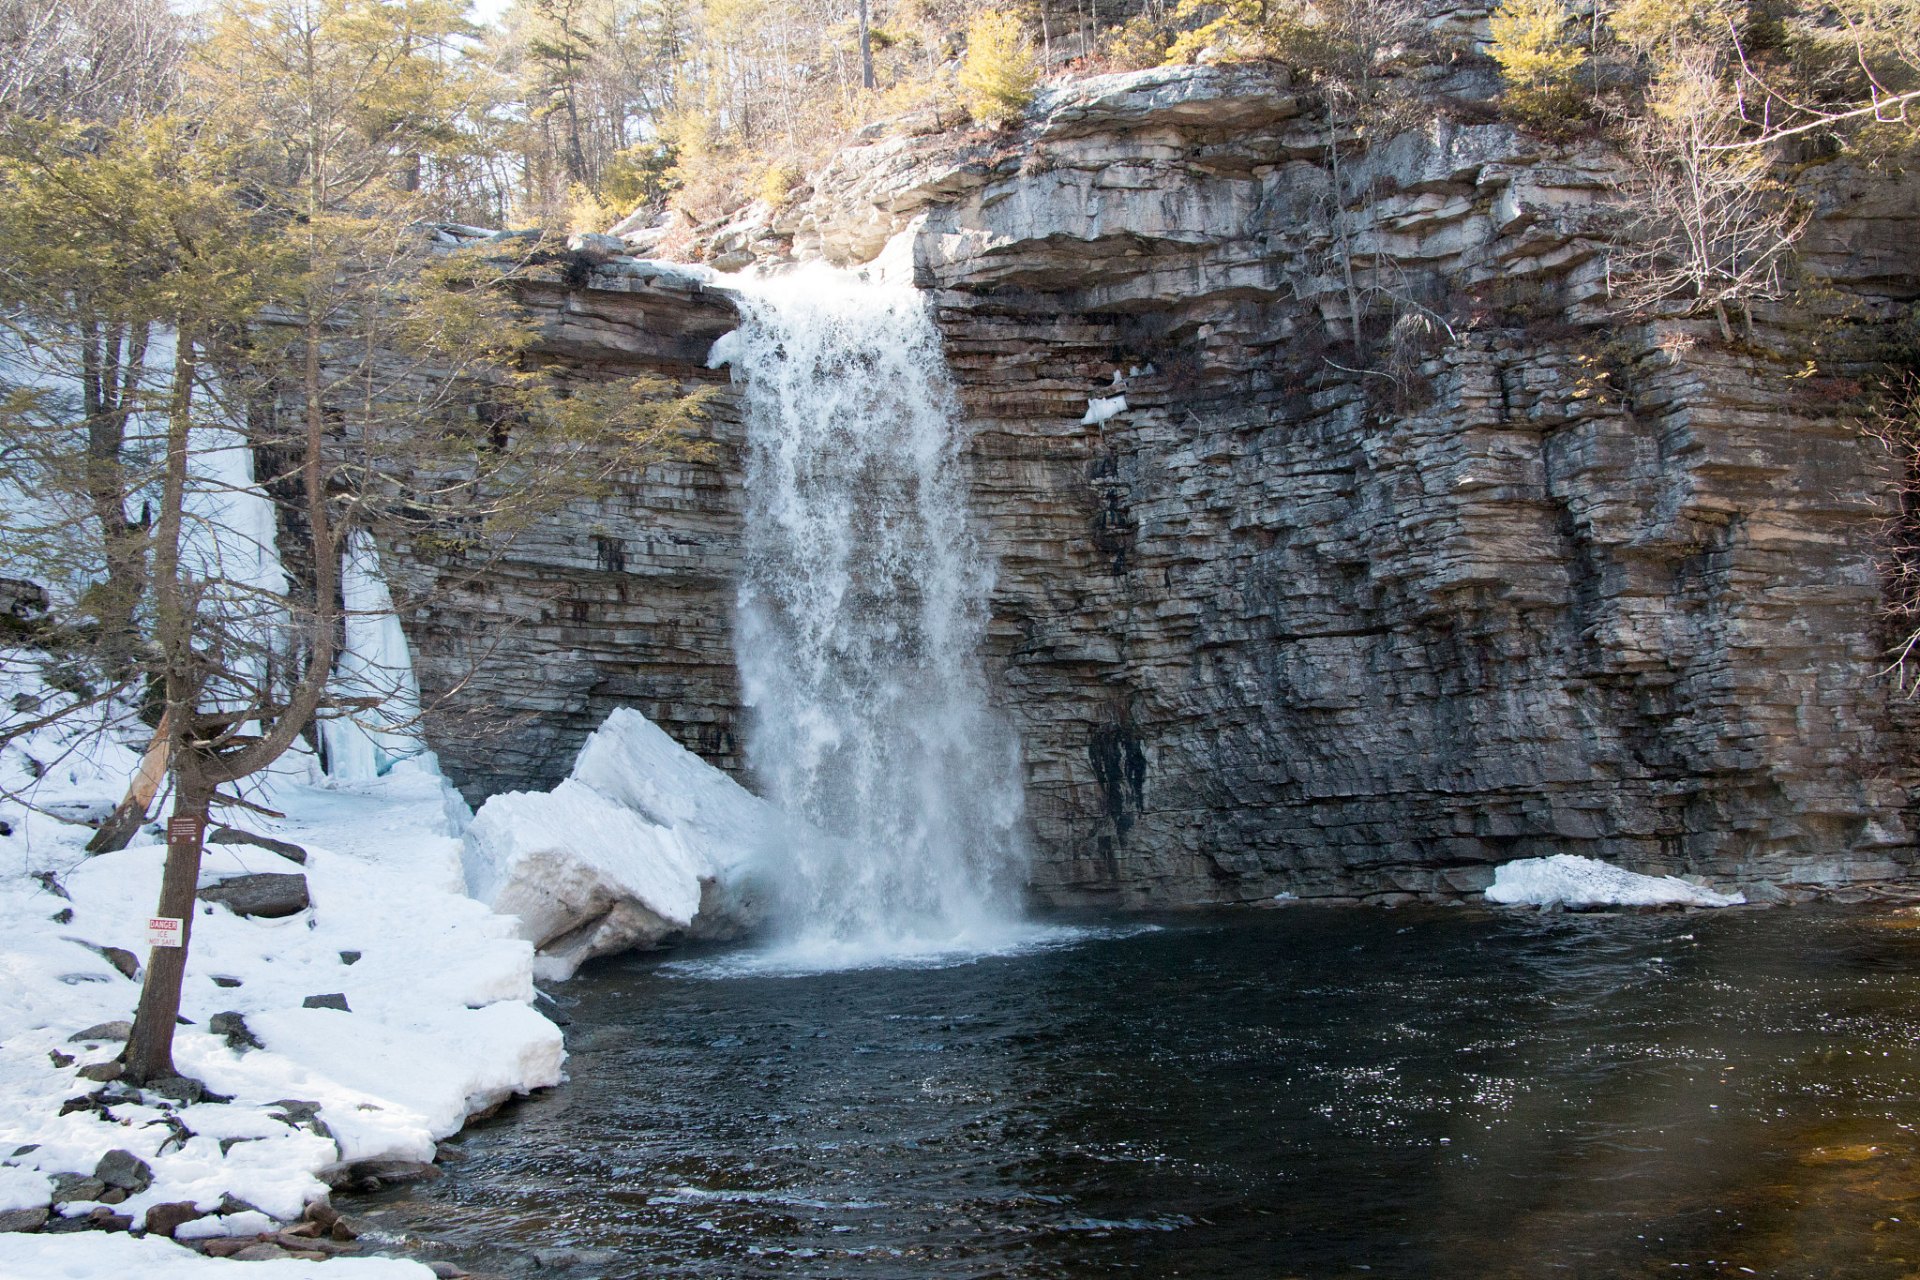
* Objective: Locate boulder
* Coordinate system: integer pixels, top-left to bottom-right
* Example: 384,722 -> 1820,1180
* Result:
0,1207 -> 47,1233
199,872 -> 310,918
208,827 -> 309,864
301,993 -> 350,1012
68,1021 -> 131,1043
143,1201 -> 205,1237
49,1175 -> 105,1204
93,1149 -> 152,1194
210,1011 -> 264,1052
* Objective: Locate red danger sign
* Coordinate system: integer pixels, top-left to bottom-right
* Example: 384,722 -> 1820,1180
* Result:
146,916 -> 183,948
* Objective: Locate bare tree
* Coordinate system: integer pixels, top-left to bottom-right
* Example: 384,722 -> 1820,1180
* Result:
0,0 -> 182,122
1606,48 -> 1810,342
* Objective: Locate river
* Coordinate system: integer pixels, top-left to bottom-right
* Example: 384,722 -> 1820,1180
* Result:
352,903 -> 1920,1279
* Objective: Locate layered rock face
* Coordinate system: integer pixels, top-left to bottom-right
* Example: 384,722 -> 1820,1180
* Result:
703,63 -> 1920,903
392,260 -> 745,803
408,64 -> 1920,905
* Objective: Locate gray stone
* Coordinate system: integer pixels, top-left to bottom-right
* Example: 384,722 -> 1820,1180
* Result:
318,1159 -> 440,1191
199,873 -> 310,918
210,1011 -> 264,1052
49,1175 -> 105,1205
0,1207 -> 47,1233
68,1021 -> 131,1043
230,1244 -> 299,1261
207,828 -> 308,864
301,993 -> 350,1012
93,1149 -> 152,1194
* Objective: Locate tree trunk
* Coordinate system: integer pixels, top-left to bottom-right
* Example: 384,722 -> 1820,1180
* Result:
858,0 -> 874,90
81,319 -> 151,677
122,764 -> 210,1085
85,709 -> 172,854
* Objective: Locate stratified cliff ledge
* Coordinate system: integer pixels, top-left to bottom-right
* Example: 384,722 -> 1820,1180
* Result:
395,258 -> 747,801
407,62 -> 1920,906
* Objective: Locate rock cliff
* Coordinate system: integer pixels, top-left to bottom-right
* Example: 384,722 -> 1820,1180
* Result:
405,63 -> 1920,905
390,257 -> 746,802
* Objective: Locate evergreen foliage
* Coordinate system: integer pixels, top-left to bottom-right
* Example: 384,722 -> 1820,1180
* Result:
1488,0 -> 1586,126
958,8 -> 1038,127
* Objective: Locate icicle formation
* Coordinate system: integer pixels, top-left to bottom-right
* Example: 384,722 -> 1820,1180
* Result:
712,266 -> 1028,958
320,532 -> 425,781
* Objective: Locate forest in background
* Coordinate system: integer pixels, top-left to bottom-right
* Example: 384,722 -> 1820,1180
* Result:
3,0 -> 1913,241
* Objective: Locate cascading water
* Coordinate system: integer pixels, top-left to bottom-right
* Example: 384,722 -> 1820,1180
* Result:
710,266 -> 1028,964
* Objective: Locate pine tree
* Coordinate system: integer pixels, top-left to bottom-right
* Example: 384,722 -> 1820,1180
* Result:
958,8 -> 1037,128
1489,0 -> 1586,126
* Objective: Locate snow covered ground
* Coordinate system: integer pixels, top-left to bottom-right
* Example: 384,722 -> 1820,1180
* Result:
0,651 -> 562,1275
1485,854 -> 1747,910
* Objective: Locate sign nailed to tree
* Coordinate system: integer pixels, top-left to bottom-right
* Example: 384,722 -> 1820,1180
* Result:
167,815 -> 204,844
146,916 -> 183,948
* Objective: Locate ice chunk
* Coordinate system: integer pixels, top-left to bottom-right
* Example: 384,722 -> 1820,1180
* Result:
706,329 -> 741,368
1082,394 -> 1127,425
462,708 -> 774,979
1485,855 -> 1745,909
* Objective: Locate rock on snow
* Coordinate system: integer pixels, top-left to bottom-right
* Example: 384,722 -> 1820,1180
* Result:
462,707 -> 775,980
1485,854 -> 1746,910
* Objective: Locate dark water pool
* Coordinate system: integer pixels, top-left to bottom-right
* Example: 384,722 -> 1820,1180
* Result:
354,906 -> 1920,1279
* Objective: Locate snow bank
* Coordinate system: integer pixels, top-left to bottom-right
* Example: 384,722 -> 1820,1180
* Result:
463,707 -> 775,980
0,648 -> 561,1273
1485,854 -> 1746,909
0,1231 -> 434,1276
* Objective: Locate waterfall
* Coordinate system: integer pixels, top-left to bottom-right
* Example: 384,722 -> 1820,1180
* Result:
711,266 -> 1028,962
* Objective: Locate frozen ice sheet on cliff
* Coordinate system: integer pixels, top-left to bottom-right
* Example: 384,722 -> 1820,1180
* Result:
462,707 -> 774,980
1485,854 -> 1745,909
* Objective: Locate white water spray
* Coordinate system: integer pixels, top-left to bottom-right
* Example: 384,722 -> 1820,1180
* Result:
711,266 -> 1028,963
